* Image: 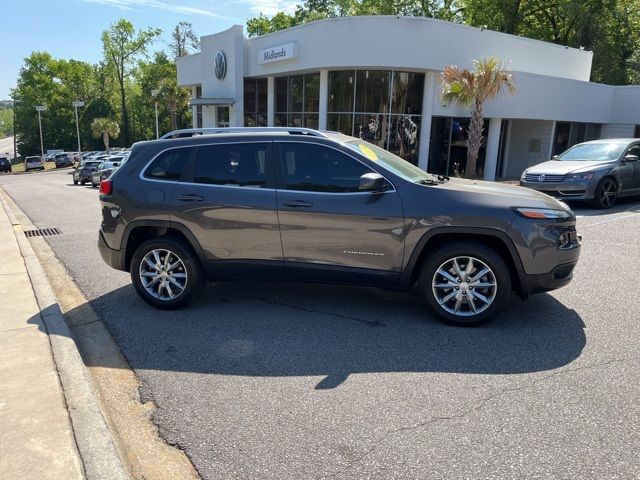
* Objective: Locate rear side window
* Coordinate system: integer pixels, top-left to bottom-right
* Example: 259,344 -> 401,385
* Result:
144,148 -> 190,181
280,143 -> 372,192
194,143 -> 269,188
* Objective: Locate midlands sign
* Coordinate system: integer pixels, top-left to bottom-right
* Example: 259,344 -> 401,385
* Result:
258,43 -> 298,65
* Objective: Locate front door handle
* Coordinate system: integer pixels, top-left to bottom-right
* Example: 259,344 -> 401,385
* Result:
283,200 -> 313,208
177,194 -> 204,202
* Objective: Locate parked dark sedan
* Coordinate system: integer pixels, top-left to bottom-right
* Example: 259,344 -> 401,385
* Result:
0,157 -> 11,173
520,139 -> 640,208
73,160 -> 103,185
54,152 -> 74,168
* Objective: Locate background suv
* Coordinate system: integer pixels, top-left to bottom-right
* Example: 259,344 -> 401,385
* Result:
24,156 -> 44,171
520,139 -> 640,208
0,157 -> 11,173
98,128 -> 581,326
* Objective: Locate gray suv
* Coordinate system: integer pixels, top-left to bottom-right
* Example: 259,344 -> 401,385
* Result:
98,128 -> 581,325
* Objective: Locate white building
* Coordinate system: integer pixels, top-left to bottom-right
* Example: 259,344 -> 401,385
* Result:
176,15 -> 640,180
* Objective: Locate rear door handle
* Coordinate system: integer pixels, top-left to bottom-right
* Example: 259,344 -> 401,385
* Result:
283,200 -> 313,208
177,194 -> 204,202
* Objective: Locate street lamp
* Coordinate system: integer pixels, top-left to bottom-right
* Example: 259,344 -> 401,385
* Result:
151,89 -> 159,139
35,105 -> 46,159
72,100 -> 85,153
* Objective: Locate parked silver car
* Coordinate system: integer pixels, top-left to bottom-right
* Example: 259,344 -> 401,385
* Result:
520,139 -> 640,208
24,156 -> 45,172
91,158 -> 124,187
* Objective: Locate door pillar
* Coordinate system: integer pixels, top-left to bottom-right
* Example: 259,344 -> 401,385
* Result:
483,118 -> 502,181
417,72 -> 435,171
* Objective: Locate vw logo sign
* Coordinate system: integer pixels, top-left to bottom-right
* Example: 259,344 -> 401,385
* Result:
214,51 -> 227,80
537,174 -> 545,182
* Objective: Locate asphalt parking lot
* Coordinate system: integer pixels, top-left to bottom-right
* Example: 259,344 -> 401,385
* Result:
2,168 -> 639,479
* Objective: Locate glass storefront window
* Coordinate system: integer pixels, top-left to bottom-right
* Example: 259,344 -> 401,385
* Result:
328,71 -> 355,113
304,73 -> 320,113
427,117 -> 488,177
244,78 -> 268,127
328,113 -> 353,136
392,72 -> 424,115
274,72 -> 320,129
355,70 -> 390,114
327,69 -> 425,165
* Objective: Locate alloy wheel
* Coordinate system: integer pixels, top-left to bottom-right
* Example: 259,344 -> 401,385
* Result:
599,179 -> 617,208
432,256 -> 497,317
139,248 -> 188,300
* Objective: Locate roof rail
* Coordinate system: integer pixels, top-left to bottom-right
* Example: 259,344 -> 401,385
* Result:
160,127 -> 328,140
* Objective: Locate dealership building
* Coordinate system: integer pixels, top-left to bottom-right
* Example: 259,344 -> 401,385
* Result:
176,16 -> 640,180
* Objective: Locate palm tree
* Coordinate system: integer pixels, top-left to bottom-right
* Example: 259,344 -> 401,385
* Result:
441,58 -> 515,179
91,117 -> 120,150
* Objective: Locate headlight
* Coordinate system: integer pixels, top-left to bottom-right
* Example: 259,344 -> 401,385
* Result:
514,208 -> 572,219
566,172 -> 594,181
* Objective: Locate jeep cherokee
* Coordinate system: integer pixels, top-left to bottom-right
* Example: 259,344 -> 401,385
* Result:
98,128 -> 581,326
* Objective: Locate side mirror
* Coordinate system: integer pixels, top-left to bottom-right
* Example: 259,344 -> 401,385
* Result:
552,155 -> 559,160
623,154 -> 638,162
359,172 -> 387,192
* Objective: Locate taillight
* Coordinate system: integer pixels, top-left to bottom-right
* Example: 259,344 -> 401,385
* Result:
99,179 -> 112,196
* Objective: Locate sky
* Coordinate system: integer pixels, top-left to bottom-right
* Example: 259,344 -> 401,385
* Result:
0,0 -> 299,101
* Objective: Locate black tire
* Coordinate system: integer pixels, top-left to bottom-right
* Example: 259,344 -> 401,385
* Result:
130,236 -> 205,310
80,180 -> 86,185
418,242 -> 512,326
73,180 -> 78,185
591,177 -> 617,209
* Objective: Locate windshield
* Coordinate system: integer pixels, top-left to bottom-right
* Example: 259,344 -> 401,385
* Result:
344,140 -> 438,183
558,143 -> 626,161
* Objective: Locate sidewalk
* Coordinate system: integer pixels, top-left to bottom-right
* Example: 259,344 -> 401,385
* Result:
0,196 -> 85,478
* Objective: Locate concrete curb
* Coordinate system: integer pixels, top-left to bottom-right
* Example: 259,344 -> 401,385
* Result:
0,189 -> 130,480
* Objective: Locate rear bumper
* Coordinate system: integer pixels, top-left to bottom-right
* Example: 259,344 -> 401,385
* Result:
98,231 -> 124,271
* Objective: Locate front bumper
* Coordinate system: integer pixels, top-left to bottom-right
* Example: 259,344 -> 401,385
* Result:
98,231 -> 124,271
520,179 -> 595,201
520,260 -> 578,295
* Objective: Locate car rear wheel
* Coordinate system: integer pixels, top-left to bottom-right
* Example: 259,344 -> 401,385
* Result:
592,177 -> 617,209
130,237 -> 205,310
418,242 -> 512,326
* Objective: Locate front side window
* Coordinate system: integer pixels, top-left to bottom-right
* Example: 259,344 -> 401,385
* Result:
194,143 -> 268,188
280,143 -> 373,193
144,148 -> 190,180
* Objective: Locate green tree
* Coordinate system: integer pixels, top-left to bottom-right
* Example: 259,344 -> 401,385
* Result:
91,117 -> 120,150
101,19 -> 161,146
169,22 -> 200,59
0,105 -> 13,138
441,58 -> 515,179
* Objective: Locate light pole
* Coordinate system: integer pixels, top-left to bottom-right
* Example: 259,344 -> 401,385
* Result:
151,89 -> 159,139
72,100 -> 84,153
35,105 -> 46,158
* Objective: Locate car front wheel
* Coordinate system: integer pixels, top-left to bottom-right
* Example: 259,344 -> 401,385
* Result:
592,177 -> 617,209
130,237 -> 205,309
419,242 -> 512,326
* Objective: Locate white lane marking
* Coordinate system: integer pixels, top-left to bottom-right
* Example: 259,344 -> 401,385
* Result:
579,211 -> 640,228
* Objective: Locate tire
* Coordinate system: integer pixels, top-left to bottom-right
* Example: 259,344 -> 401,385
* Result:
130,236 -> 205,310
73,180 -> 78,185
80,180 -> 86,185
418,242 -> 512,326
591,177 -> 617,209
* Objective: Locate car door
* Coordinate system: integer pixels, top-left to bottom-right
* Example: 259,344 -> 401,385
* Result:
275,141 -> 405,273
170,141 -> 283,268
623,143 -> 640,190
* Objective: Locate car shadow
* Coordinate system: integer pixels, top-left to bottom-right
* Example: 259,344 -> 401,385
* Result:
29,281 -> 587,390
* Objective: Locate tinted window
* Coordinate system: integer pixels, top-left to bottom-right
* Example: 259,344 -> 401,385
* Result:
281,143 -> 372,193
194,143 -> 268,188
144,148 -> 190,180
